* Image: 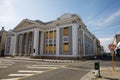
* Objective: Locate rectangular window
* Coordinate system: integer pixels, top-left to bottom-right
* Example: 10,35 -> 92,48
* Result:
63,27 -> 69,36
63,43 -> 69,53
49,31 -> 53,39
63,36 -> 69,43
49,45 -> 52,53
44,30 -> 57,54
49,39 -> 52,44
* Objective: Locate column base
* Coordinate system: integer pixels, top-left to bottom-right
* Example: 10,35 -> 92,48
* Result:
30,55 -> 40,59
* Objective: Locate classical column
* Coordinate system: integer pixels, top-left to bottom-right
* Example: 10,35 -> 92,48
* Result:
21,34 -> 24,55
82,28 -> 85,56
10,36 -> 14,55
40,31 -> 44,56
72,24 -> 78,57
25,33 -> 29,55
13,33 -> 17,56
33,29 -> 39,56
56,28 -> 59,56
4,36 -> 8,56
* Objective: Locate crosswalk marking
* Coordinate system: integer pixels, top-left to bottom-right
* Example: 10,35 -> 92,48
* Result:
0,66 -> 8,68
32,65 -> 65,67
0,64 -> 66,80
8,74 -> 34,77
27,66 -> 58,69
18,70 -> 44,73
0,63 -> 13,66
1,78 -> 21,80
0,62 -> 14,69
62,67 -> 90,71
3,62 -> 15,64
0,60 -> 15,69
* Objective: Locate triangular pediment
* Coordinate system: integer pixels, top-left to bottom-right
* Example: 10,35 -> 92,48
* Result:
13,19 -> 35,31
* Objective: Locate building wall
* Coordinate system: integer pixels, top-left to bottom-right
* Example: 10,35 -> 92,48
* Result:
0,29 -> 7,56
5,13 -> 102,59
116,34 -> 120,44
113,34 -> 120,54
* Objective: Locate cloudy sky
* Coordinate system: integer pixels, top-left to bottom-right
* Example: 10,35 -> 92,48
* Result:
0,0 -> 120,52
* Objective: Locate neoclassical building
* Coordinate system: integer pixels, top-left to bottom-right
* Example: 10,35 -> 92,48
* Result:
5,13 -> 99,59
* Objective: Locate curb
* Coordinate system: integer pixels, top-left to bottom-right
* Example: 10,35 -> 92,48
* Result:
80,70 -> 98,80
3,57 -> 82,63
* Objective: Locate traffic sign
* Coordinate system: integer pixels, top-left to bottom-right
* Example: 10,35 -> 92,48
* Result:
108,44 -> 116,50
108,44 -> 116,70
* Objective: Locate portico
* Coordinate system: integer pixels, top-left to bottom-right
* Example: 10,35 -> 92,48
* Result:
5,13 -> 99,59
13,28 -> 41,57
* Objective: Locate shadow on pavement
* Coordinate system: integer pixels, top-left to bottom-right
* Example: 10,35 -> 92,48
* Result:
88,56 -> 120,61
104,77 -> 119,80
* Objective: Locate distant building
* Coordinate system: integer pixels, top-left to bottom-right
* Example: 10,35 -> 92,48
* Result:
113,34 -> 120,55
5,30 -> 14,56
5,13 -> 102,59
0,27 -> 7,56
96,39 -> 104,55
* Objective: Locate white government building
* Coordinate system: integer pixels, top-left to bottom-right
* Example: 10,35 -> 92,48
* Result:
5,13 -> 98,59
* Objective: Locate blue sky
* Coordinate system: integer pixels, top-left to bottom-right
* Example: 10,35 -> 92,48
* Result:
0,0 -> 120,52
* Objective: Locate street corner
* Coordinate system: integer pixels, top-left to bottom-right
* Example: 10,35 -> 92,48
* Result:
80,69 -> 99,80
97,67 -> 120,80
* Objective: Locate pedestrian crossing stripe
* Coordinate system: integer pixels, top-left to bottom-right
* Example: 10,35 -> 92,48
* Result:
0,63 -> 13,66
1,78 -> 21,80
0,66 -> 8,68
8,74 -> 34,77
1,64 -> 66,80
27,66 -> 58,69
18,70 -> 44,73
32,65 -> 65,67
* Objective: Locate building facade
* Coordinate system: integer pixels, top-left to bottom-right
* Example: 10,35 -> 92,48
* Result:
113,34 -> 120,55
5,13 -> 100,59
0,27 -> 7,56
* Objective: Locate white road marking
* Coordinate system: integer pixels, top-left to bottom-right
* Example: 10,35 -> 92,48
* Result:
18,70 -> 44,73
63,67 -> 90,71
27,66 -> 57,69
32,65 -> 65,67
0,63 -> 13,66
8,74 -> 34,77
0,66 -> 8,68
1,78 -> 21,80
3,62 -> 15,64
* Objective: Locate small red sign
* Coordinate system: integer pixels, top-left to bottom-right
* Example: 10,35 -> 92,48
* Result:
108,44 -> 116,50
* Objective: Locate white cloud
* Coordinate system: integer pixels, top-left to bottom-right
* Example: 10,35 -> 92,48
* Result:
99,36 -> 114,52
0,0 -> 17,24
86,10 -> 120,27
104,10 -> 120,24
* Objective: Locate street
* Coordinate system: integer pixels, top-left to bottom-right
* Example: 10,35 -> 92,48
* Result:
0,57 -> 120,80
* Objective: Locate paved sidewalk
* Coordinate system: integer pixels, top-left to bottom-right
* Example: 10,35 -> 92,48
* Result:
3,56 -> 83,63
80,67 -> 120,80
97,67 -> 120,80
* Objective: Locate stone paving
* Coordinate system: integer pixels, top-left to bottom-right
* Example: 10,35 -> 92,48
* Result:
97,67 -> 120,80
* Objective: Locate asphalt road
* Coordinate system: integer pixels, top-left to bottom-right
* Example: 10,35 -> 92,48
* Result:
0,57 -> 120,80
